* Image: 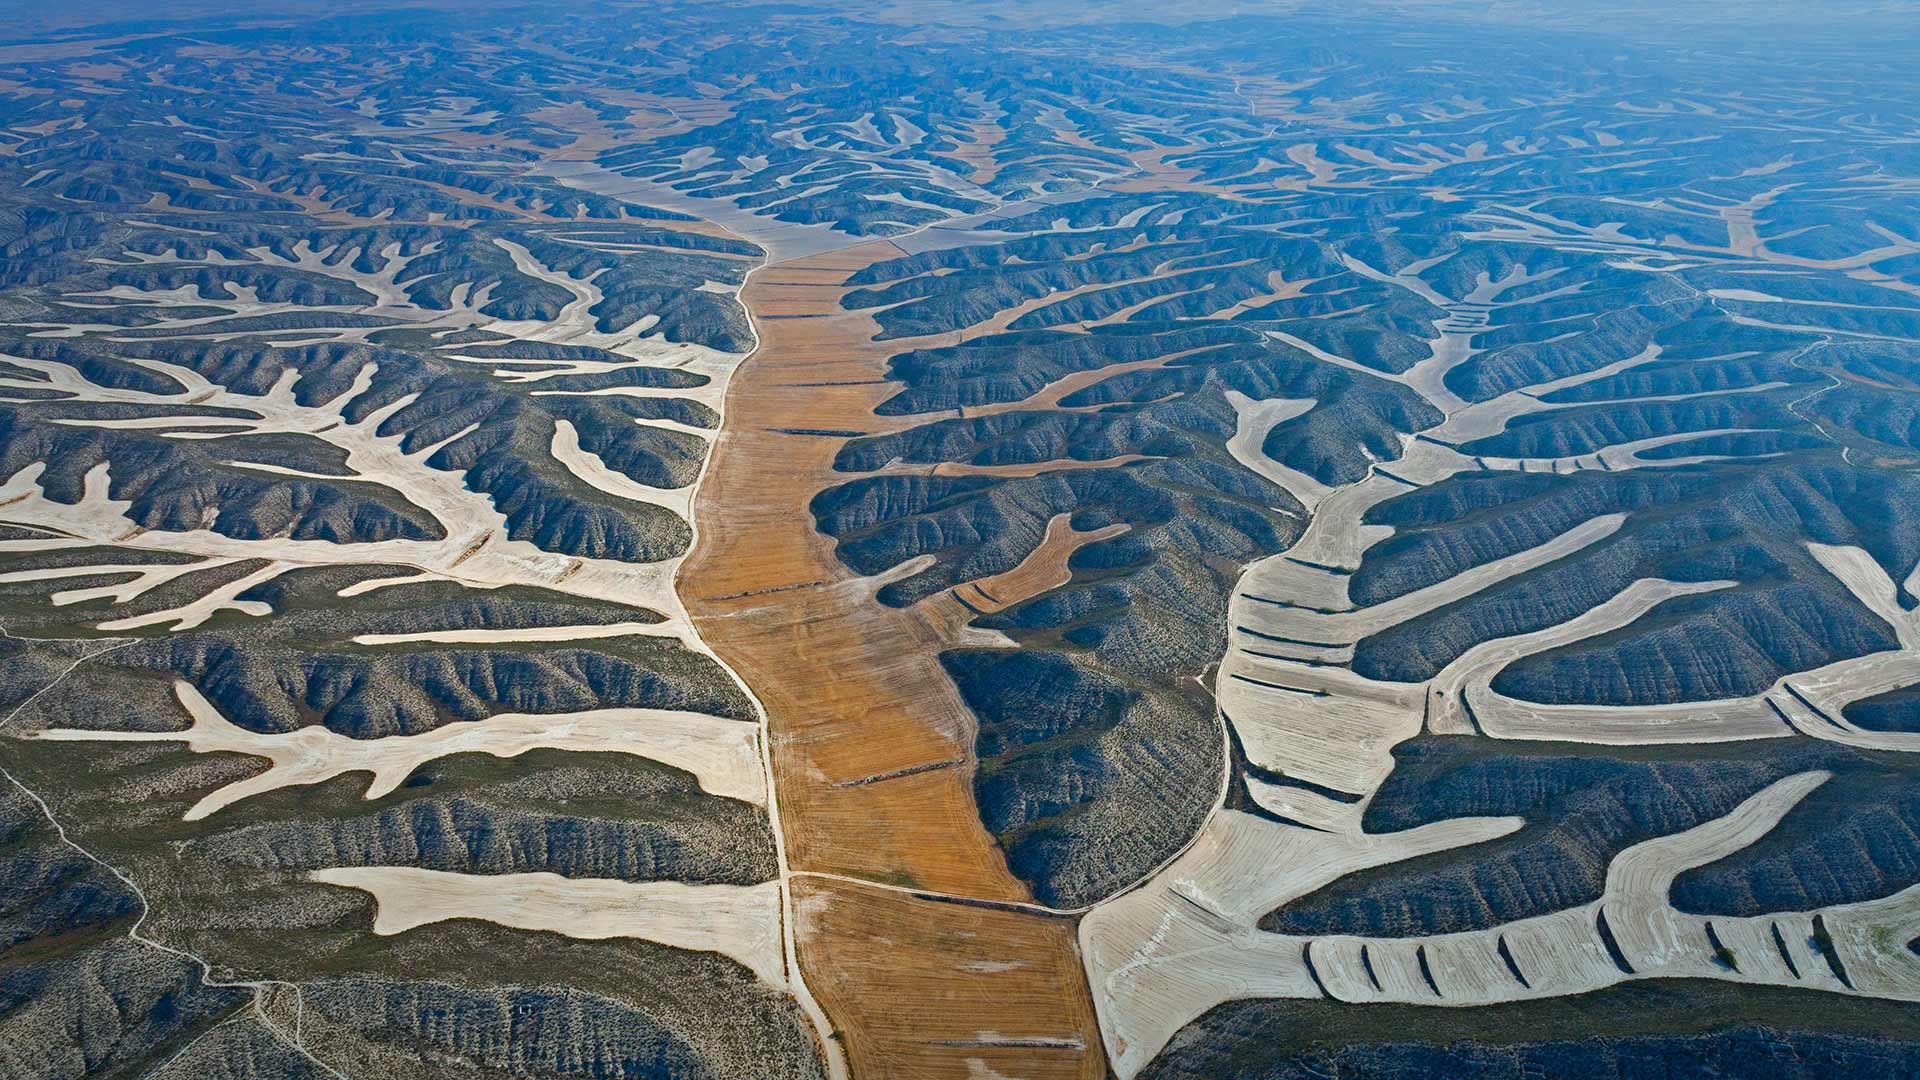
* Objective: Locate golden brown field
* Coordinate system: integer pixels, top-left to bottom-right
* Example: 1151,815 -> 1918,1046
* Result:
681,241 -> 1107,1077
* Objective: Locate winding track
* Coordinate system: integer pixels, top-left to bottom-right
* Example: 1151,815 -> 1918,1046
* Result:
0,635 -> 348,1077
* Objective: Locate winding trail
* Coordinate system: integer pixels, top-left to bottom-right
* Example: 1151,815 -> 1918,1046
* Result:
0,629 -> 346,1078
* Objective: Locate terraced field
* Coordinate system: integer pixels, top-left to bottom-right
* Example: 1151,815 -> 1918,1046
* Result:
4,2 -> 1920,1078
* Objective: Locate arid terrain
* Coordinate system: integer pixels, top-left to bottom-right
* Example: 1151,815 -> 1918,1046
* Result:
3,1 -> 1920,1078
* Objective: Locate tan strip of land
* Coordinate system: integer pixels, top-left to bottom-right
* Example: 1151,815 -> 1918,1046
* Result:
684,240 -> 1024,895
949,120 -> 1006,185
924,512 -> 1130,623
682,239 -> 1106,1077
794,877 -> 1103,1080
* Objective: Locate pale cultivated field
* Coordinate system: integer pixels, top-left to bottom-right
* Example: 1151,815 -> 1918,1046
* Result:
29,681 -> 766,817
311,868 -> 786,987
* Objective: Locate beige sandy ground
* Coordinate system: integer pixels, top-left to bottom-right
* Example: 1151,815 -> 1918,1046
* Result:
1474,426 -> 1782,474
1428,578 -> 1779,743
27,681 -> 766,817
1224,392 -> 1324,511
1466,194 -> 1920,284
309,868 -> 786,987
550,418 -> 695,519
1236,513 -> 1628,656
1423,544 -> 1920,749
0,551 -> 280,630
0,242 -> 766,640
